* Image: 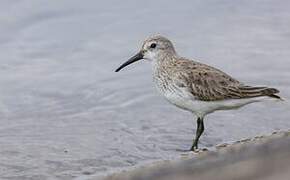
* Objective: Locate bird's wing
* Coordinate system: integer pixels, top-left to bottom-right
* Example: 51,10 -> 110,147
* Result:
173,59 -> 279,101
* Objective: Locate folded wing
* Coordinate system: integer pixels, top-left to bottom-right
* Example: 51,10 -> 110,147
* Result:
174,59 -> 280,101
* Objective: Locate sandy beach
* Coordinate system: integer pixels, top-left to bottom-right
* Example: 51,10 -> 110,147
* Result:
105,130 -> 290,180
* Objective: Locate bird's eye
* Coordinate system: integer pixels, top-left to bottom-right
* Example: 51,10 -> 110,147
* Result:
150,43 -> 156,49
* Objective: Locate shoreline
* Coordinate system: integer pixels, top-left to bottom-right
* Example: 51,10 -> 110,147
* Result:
104,130 -> 290,180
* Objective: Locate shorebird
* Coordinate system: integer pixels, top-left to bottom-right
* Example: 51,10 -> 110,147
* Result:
115,35 -> 281,151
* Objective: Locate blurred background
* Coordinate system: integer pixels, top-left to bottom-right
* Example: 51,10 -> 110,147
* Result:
0,0 -> 289,179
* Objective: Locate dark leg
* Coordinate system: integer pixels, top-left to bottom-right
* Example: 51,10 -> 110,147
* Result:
190,117 -> 204,151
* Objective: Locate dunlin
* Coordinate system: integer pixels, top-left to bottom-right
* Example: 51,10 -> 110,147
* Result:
115,35 -> 281,151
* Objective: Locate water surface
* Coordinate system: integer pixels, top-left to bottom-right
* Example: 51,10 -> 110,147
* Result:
0,0 -> 290,179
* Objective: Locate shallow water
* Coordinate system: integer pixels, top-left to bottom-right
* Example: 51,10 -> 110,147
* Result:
0,0 -> 290,179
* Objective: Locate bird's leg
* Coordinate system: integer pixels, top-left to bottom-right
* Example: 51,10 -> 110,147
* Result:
190,117 -> 204,151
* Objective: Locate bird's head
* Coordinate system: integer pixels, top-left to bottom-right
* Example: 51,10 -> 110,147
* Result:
115,35 -> 176,72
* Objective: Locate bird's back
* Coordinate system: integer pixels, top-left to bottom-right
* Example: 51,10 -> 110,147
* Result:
156,57 -> 280,102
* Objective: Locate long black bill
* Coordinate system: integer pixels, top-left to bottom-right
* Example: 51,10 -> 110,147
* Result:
115,51 -> 143,72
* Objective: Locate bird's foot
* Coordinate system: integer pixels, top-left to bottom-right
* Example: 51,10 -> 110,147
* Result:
190,144 -> 198,151
176,147 -> 208,153
176,146 -> 198,152
190,146 -> 208,152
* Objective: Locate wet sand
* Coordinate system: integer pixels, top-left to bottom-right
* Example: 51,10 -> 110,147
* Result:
105,131 -> 290,180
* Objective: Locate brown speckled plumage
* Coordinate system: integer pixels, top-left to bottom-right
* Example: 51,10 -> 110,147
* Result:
158,57 -> 280,101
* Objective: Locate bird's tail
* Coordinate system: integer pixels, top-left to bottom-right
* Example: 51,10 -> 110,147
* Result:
238,86 -> 282,100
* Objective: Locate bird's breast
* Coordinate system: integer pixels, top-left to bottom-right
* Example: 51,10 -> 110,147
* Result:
153,71 -> 195,111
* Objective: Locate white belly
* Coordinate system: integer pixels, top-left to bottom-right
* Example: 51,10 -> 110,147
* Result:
160,86 -> 268,118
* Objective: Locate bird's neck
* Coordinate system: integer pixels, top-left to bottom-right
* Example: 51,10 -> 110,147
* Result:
153,52 -> 178,65
151,53 -> 179,75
